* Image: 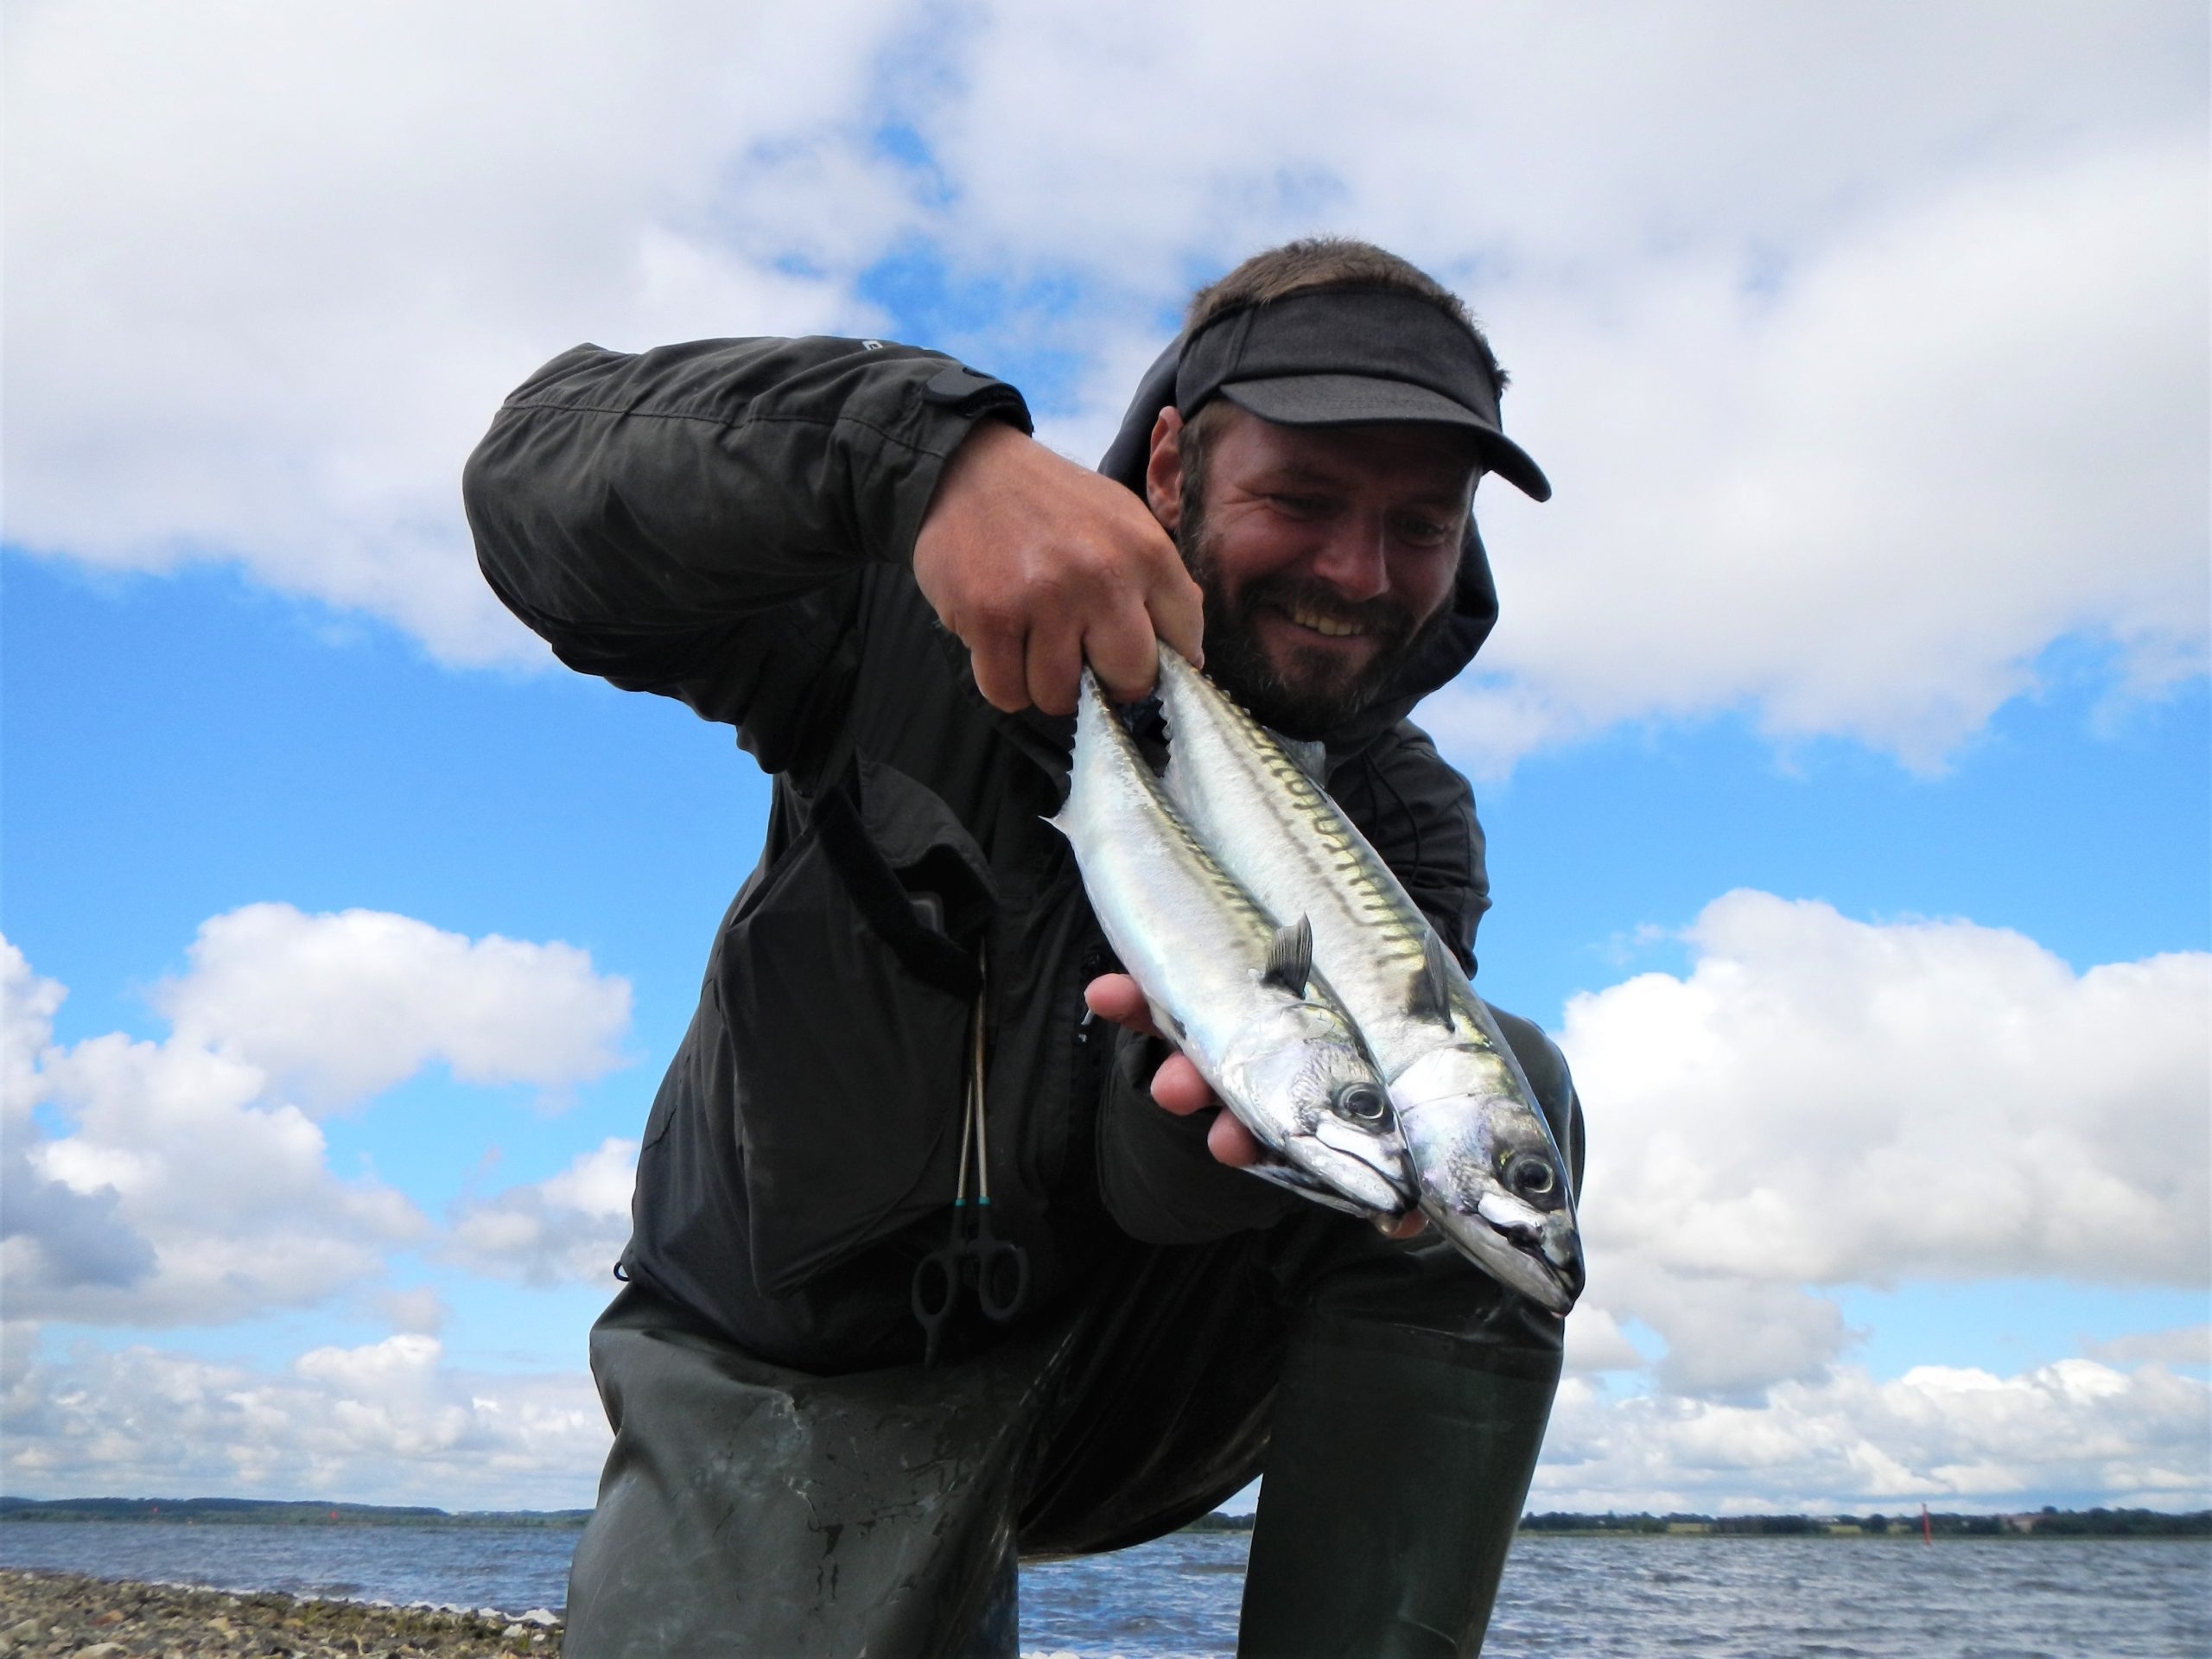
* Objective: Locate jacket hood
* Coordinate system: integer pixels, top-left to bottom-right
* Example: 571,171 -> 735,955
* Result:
1096,334 -> 1501,754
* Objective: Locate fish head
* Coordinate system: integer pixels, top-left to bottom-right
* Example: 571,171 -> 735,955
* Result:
1219,1001 -> 1413,1217
1389,1046 -> 1585,1314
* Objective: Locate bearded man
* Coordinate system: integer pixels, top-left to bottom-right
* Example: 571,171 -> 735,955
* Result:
464,236 -> 1585,1658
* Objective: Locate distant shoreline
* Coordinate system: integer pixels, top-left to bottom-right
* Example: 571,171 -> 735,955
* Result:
0,1497 -> 590,1529
5,1496 -> 2207,1539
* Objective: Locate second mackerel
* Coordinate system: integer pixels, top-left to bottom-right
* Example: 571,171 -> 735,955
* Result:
1154,645 -> 1584,1313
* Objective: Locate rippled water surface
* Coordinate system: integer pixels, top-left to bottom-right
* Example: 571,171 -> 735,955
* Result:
4,1522 -> 2207,1656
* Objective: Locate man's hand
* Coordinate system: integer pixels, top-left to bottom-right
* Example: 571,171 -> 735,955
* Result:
914,421 -> 1205,715
1084,972 -> 1428,1239
1084,972 -> 1263,1166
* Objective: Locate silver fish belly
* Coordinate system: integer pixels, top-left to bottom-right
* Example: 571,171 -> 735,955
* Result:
1154,645 -> 1584,1313
1050,669 -> 1412,1217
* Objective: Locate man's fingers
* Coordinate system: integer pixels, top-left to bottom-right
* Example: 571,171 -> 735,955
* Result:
913,421 -> 1205,713
1205,1110 -> 1262,1166
1146,563 -> 1207,672
965,626 -> 1032,714
1084,973 -> 1157,1039
1082,606 -> 1163,706
1148,1050 -> 1214,1116
1025,626 -> 1086,718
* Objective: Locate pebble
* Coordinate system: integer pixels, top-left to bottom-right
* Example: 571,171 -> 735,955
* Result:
0,1567 -> 563,1656
0,1567 -> 1116,1656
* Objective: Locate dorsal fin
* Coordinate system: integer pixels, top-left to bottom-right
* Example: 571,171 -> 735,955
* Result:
1262,915 -> 1314,998
1408,931 -> 1457,1027
1266,728 -> 1329,781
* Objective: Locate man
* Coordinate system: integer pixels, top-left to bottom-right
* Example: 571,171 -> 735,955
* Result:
465,237 -> 1584,1657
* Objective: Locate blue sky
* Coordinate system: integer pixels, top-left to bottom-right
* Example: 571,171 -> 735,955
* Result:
3,1 -> 2207,1514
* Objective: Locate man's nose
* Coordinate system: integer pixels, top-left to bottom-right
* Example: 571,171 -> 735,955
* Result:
1306,516 -> 1391,603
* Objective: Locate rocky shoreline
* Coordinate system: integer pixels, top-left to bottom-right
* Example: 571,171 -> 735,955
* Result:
0,1569 -> 562,1656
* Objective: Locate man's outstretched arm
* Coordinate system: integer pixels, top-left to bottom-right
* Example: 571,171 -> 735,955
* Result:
464,334 -> 1200,727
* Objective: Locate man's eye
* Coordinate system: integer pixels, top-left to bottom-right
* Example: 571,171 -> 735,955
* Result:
1272,494 -> 1332,518
1396,518 -> 1456,545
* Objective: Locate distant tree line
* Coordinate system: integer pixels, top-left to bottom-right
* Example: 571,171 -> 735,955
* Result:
1516,1508 -> 2210,1537
1181,1511 -> 1258,1532
10,1496 -> 2204,1539
0,1497 -> 590,1529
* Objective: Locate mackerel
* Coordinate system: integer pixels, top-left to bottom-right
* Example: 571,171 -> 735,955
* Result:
1051,669 -> 1413,1217
1154,645 -> 1584,1313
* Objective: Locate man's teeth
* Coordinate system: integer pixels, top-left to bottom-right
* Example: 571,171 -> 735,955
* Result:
1287,605 -> 1364,639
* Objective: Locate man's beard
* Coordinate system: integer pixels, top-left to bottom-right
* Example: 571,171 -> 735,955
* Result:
1179,511 -> 1451,741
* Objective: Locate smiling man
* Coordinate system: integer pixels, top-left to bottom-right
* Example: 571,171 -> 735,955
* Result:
466,238 -> 1584,1657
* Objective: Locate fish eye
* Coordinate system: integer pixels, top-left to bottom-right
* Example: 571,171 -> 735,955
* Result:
1332,1082 -> 1389,1125
1503,1153 -> 1557,1199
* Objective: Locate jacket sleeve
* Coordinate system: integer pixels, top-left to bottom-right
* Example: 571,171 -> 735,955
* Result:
461,335 -> 1031,744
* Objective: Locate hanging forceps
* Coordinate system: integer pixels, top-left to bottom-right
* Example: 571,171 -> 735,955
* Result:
910,944 -> 1031,1365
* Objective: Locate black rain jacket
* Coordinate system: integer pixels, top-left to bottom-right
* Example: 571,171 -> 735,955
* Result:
463,334 -> 1510,1373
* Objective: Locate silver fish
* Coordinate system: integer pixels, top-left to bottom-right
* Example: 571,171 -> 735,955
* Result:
1154,645 -> 1584,1313
1051,669 -> 1413,1217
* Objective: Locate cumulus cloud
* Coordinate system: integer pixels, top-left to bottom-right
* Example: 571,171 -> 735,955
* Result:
155,904 -> 632,1112
944,4 -> 2208,772
1428,130 -> 2208,774
932,2 -> 2204,292
2,942 -> 158,1293
2,1333 -> 607,1510
1535,1358 -> 2211,1515
2,912 -> 632,1325
11,3 -> 2202,767
1563,892 -> 2210,1292
445,1139 -> 639,1287
5,0 -> 916,660
1541,893 -> 2209,1402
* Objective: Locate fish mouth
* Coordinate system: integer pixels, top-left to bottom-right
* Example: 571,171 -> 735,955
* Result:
1422,1185 -> 1585,1314
1294,1126 -> 1414,1216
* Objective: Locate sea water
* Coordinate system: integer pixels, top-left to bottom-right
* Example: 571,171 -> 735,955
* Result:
3,1521 -> 2207,1656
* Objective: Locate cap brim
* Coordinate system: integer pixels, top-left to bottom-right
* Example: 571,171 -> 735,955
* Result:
1222,374 -> 1552,502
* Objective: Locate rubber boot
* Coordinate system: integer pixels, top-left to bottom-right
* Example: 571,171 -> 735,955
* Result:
1234,1304 -> 1562,1657
952,1536 -> 1019,1659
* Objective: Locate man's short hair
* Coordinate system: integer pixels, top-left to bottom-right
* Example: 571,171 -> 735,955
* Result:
1175,238 -> 1510,514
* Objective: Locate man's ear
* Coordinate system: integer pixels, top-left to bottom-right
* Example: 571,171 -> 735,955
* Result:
1144,406 -> 1185,536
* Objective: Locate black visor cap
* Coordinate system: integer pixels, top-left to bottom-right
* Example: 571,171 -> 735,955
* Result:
1174,287 -> 1551,503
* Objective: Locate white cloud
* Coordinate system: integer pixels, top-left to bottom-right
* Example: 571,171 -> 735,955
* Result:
933,3 -> 2204,289
1562,892 -> 2210,1294
1432,130 -> 2208,774
2,912 -> 633,1325
911,2 -> 2212,769
1535,1357 -> 2211,1514
1560,1306 -> 1648,1377
8,2 -> 2204,760
372,1287 -> 450,1338
2088,1325 -> 2212,1369
4,0 -> 917,660
446,1139 -> 639,1287
1541,893 -> 2209,1403
2,1332 -> 607,1510
155,903 -> 632,1112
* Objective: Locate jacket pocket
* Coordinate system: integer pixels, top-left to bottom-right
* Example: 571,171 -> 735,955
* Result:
717,757 -> 996,1298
